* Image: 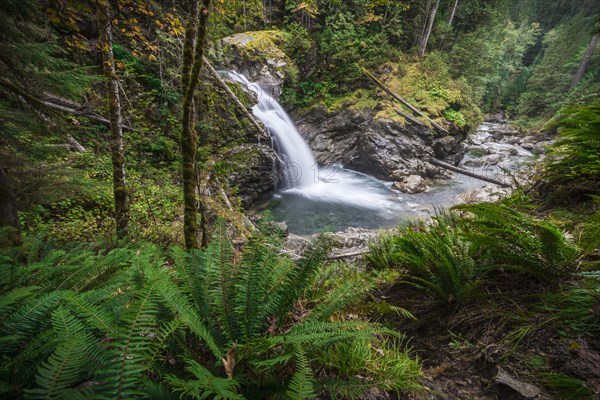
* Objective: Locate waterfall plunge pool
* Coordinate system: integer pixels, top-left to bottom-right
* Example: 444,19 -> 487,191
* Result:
253,165 -> 501,235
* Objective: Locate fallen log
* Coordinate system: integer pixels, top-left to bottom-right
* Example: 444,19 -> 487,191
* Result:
362,67 -> 449,135
203,58 -> 270,141
328,249 -> 370,260
428,157 -> 511,188
394,108 -> 427,127
0,77 -> 137,131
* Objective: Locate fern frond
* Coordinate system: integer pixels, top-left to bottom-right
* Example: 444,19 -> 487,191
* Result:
234,233 -> 275,341
272,321 -> 395,349
63,292 -> 116,336
167,360 -> 243,400
0,285 -> 40,314
70,248 -> 134,293
155,274 -> 223,359
98,281 -> 160,400
171,246 -> 209,319
24,307 -> 97,400
147,319 -> 183,367
205,223 -> 239,342
318,376 -> 374,400
285,344 -> 316,400
2,291 -> 65,350
307,279 -> 373,322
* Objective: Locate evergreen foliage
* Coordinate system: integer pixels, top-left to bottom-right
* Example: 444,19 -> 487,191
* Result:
0,222 -> 422,399
542,100 -> 600,202
367,203 -> 578,306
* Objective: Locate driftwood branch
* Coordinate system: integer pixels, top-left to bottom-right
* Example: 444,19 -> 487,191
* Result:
428,157 -> 511,187
203,57 -> 270,141
362,68 -> 449,135
0,77 -> 137,131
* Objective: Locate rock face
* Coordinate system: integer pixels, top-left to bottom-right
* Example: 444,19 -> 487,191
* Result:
214,31 -> 294,100
227,145 -> 282,208
296,106 -> 463,185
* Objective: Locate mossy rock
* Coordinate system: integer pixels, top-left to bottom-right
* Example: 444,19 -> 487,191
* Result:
212,30 -> 297,100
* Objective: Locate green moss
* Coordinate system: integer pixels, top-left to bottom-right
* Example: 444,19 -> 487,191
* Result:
317,57 -> 482,131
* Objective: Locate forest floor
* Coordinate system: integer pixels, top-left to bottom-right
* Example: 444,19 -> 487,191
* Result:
377,271 -> 600,399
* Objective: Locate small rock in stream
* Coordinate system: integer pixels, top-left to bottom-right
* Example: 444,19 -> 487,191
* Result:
392,174 -> 429,194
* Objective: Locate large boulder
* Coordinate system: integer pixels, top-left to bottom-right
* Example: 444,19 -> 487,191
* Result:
213,31 -> 295,100
296,106 -> 462,182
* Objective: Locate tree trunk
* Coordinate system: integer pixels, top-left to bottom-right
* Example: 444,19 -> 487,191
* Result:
448,0 -> 459,26
97,2 -> 129,239
415,0 -> 431,48
419,0 -> 440,56
0,166 -> 21,245
181,0 -> 211,250
570,34 -> 599,90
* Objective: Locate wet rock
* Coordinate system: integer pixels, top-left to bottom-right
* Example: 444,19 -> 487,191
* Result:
393,174 -> 429,194
467,145 -> 489,154
284,226 -> 383,261
463,153 -> 505,167
492,132 -> 505,141
521,142 -> 534,151
531,142 -> 548,155
227,145 -> 283,208
434,135 -> 460,157
458,185 -> 511,203
506,136 -> 521,145
297,106 -> 462,181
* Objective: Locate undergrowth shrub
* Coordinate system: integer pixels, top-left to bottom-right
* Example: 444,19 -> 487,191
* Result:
372,213 -> 478,306
454,203 -> 578,280
0,221 -> 423,399
542,100 -> 600,204
367,203 -> 578,306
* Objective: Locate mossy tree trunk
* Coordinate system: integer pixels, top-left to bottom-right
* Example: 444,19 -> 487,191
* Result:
0,166 -> 21,245
97,1 -> 129,239
181,0 -> 211,250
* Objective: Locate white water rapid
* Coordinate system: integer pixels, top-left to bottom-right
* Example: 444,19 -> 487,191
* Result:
224,71 -> 402,210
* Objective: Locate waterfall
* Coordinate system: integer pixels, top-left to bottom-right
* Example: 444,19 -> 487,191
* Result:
224,71 -> 316,188
223,70 -> 402,210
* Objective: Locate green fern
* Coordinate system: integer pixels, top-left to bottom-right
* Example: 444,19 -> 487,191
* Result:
166,360 -> 243,400
454,203 -> 577,280
155,272 -> 223,359
543,100 -> 600,202
391,213 -> 478,305
285,344 -> 316,399
97,281 -> 160,399
24,307 -> 98,400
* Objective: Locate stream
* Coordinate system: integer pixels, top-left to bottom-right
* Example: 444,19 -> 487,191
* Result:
227,72 -> 536,235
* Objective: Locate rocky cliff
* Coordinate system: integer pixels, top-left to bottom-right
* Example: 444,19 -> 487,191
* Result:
296,106 -> 465,190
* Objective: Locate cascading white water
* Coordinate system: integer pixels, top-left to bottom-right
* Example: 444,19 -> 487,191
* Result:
224,71 -> 316,188
224,70 -> 402,209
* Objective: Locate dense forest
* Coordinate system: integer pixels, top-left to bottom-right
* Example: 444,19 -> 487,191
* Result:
1,0 -> 599,399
